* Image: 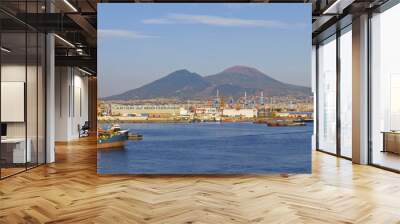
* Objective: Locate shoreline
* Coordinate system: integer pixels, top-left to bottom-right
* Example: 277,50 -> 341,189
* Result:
97,120 -> 254,124
97,119 -> 314,124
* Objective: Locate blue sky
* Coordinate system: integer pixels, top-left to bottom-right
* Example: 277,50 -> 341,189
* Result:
98,3 -> 311,97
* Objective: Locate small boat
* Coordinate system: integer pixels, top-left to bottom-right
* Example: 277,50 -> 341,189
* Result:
266,120 -> 306,127
254,119 -> 268,124
128,133 -> 143,140
97,124 -> 128,149
287,122 -> 306,126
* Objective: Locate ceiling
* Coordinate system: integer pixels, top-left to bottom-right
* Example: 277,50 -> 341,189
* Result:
0,0 -> 390,75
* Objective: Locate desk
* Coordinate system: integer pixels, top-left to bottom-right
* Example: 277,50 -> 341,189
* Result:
382,131 -> 400,154
1,138 -> 31,163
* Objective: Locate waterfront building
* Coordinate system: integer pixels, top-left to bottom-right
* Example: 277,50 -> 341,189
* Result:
222,109 -> 258,118
179,108 -> 189,116
194,107 -> 220,121
195,107 -> 218,115
110,104 -> 181,117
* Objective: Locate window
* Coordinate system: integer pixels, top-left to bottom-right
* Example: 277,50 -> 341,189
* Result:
317,35 -> 337,154
339,26 -> 352,158
370,3 -> 400,171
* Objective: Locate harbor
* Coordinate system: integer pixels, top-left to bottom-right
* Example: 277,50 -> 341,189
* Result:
97,92 -> 313,150
97,122 -> 313,174
98,93 -> 313,126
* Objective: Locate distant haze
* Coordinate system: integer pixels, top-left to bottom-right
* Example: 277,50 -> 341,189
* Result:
98,4 -> 311,98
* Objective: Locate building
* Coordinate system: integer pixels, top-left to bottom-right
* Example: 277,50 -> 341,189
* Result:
194,107 -> 219,121
110,104 -> 181,117
1,0 -> 400,222
195,107 -> 218,115
222,108 -> 257,118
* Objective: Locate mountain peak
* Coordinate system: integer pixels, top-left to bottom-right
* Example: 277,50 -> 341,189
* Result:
165,69 -> 202,79
222,65 -> 265,77
172,69 -> 191,73
169,69 -> 191,75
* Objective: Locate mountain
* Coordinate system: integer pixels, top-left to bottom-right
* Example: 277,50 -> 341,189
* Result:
104,69 -> 211,100
103,66 -> 311,101
204,66 -> 311,97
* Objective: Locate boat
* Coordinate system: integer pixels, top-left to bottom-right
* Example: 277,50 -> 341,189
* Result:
254,119 -> 268,124
97,124 -> 128,149
287,122 -> 306,126
293,118 -> 314,123
265,119 -> 306,127
128,133 -> 143,140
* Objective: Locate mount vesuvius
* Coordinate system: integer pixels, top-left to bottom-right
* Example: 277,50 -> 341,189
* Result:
103,66 -> 311,101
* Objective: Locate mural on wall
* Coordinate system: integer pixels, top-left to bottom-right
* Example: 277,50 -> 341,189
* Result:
97,3 -> 313,174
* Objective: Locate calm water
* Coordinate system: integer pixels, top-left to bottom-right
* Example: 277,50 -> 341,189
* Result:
97,122 -> 312,174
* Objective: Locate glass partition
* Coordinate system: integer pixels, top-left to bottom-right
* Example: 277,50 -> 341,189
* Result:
1,31 -> 28,177
0,2 -> 46,179
37,32 -> 46,165
27,31 -> 38,169
317,35 -> 337,154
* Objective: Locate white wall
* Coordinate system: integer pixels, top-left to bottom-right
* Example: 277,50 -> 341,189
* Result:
1,65 -> 41,138
55,67 -> 69,141
55,67 -> 89,141
1,65 -> 26,138
1,63 -> 46,164
71,73 -> 89,138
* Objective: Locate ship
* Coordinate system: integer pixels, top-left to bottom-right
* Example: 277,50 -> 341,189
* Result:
97,124 -> 129,149
266,120 -> 306,127
128,133 -> 143,140
254,118 -> 306,127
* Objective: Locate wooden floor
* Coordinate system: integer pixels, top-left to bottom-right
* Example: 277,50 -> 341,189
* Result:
1,138 -> 400,224
1,167 -> 26,178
